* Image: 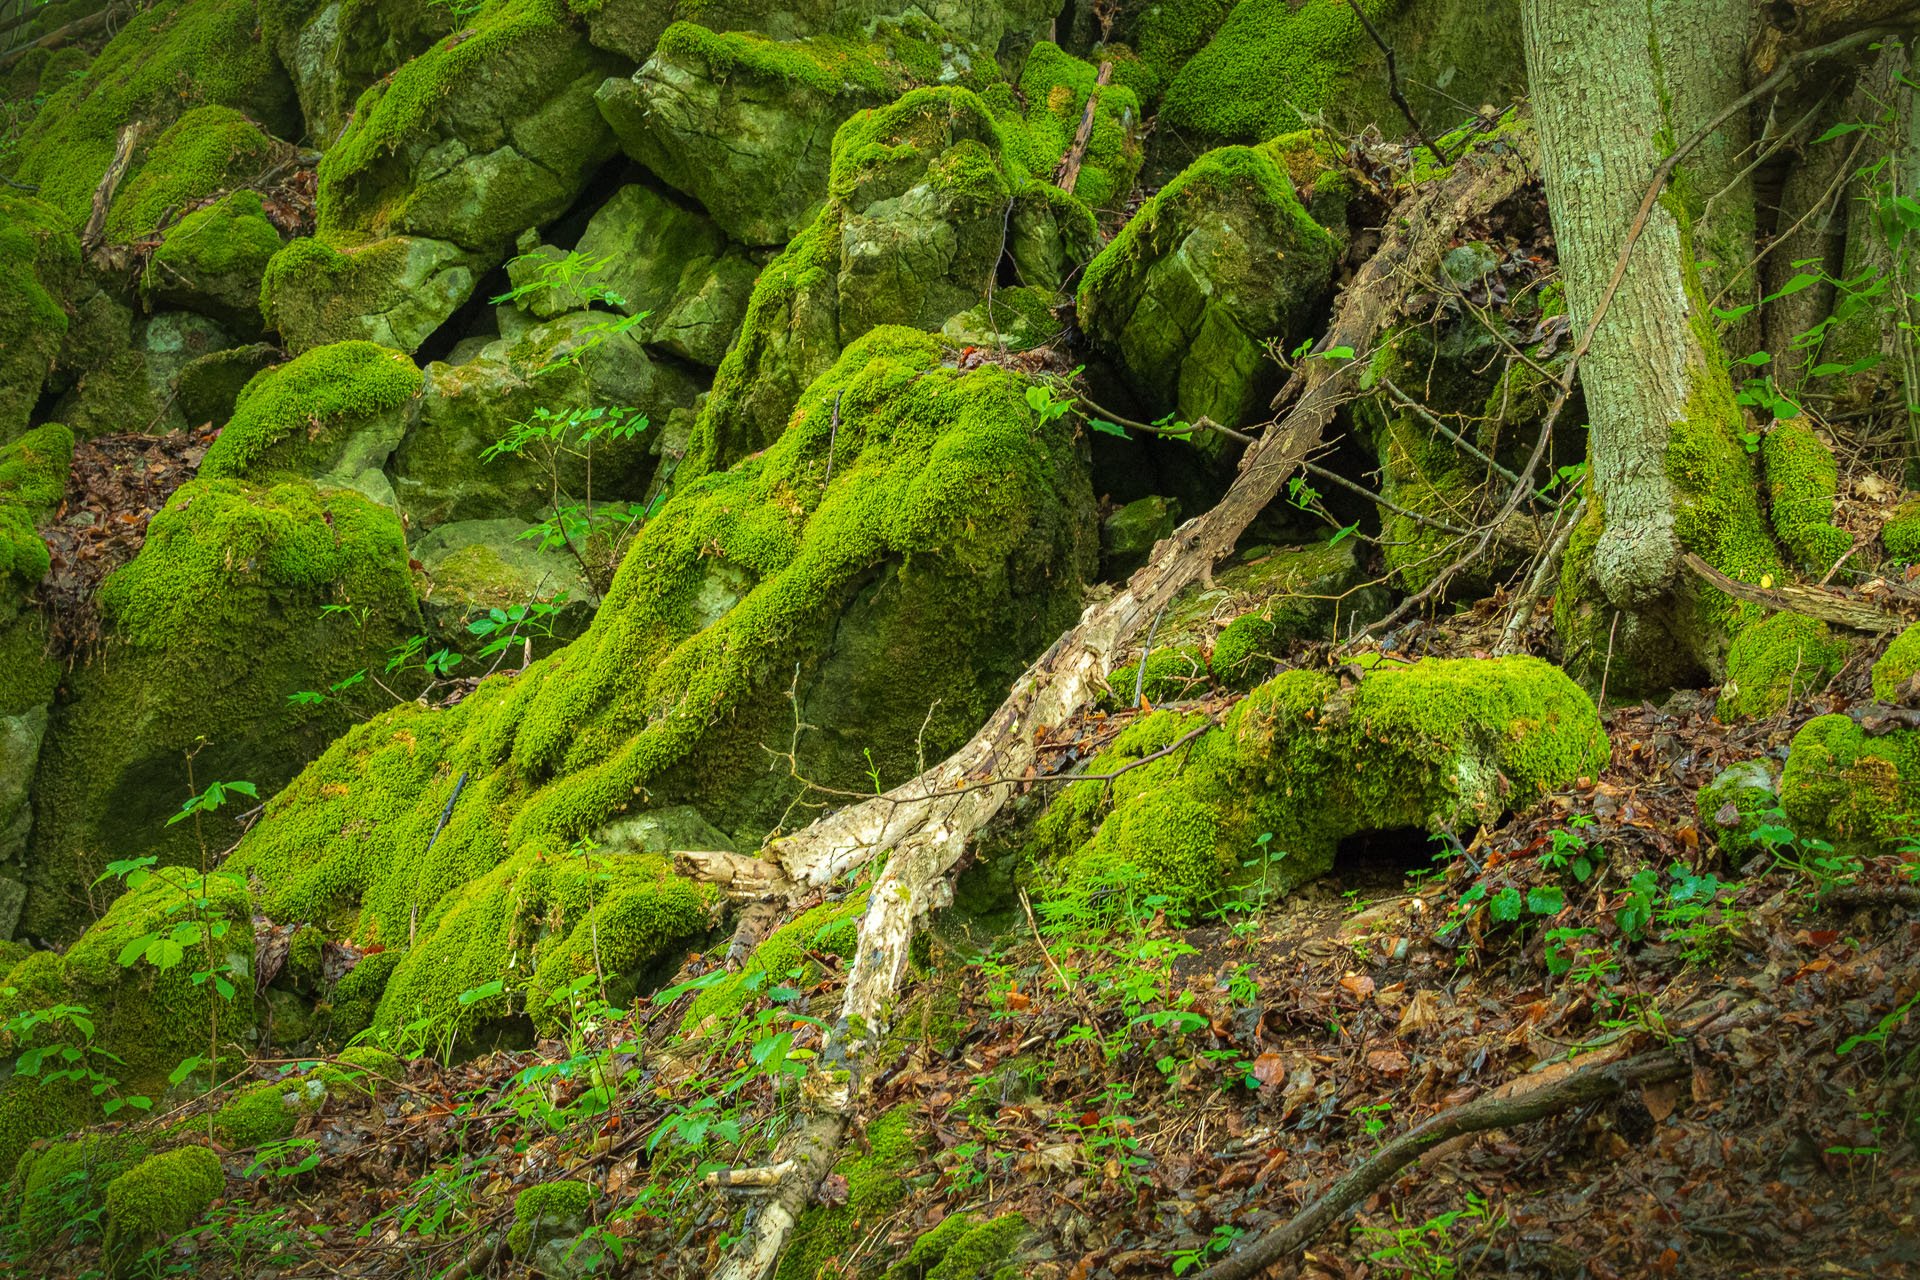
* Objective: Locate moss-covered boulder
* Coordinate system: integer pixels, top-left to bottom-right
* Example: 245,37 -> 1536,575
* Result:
691,86 -> 1098,473
1763,418 -> 1853,574
261,234 -> 492,355
506,182 -> 763,368
1101,494 -> 1180,580
412,519 -> 600,662
0,192 -> 81,439
5,0 -> 298,226
596,22 -> 977,247
10,1132 -> 153,1250
1077,145 -> 1335,439
939,284 -> 1063,350
104,105 -> 288,244
103,1144 -> 224,1275
227,326 -> 1095,1033
264,0 -> 459,143
21,480 -> 419,937
1883,497 -> 1920,562
1696,759 -> 1779,861
391,311 -> 703,533
1155,0 -> 1525,172
888,1212 -> 1029,1280
1106,0 -> 1239,106
49,309 -> 232,439
1874,623 -> 1920,703
1780,712 -> 1920,849
1717,612 -> 1846,719
174,342 -> 283,429
996,42 -> 1144,213
508,1180 -> 595,1258
199,341 -> 422,508
141,190 -> 288,331
0,867 -> 255,1174
314,0 -> 623,255
1030,656 -> 1608,914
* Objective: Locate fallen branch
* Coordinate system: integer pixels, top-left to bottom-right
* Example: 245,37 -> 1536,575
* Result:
1683,552 -> 1904,632
714,142 -> 1536,1280
1194,1050 -> 1688,1280
1496,492 -> 1585,655
80,121 -> 142,260
1053,62 -> 1114,196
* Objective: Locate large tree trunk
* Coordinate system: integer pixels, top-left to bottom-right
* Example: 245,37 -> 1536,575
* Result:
1526,0 -> 1783,692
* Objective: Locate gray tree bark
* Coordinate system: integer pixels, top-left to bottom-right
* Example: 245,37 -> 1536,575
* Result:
1526,0 -> 1781,690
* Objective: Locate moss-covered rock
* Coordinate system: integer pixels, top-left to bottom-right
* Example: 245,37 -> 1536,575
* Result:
1108,0 -> 1238,106
0,191 -> 81,439
141,190 -> 288,331
508,182 -> 762,368
507,1179 -> 594,1255
1101,494 -> 1180,580
174,343 -> 283,430
1763,418 -> 1853,574
21,480 -> 419,937
1155,0 -> 1525,171
266,0 -> 458,143
10,1131 -> 151,1248
998,42 -> 1144,214
413,519 -> 600,662
1031,656 -> 1608,914
1875,623 -> 1920,703
895,1211 -> 1028,1280
596,21 -> 989,247
392,312 -> 703,534
777,1106 -> 921,1280
1696,759 -> 1780,862
106,105 -> 287,244
1717,612 -> 1845,720
1780,712 -> 1920,849
1883,497 -> 1920,562
1077,145 -> 1335,439
262,234 -> 492,356
228,326 -> 1094,1034
690,86 -> 1097,473
315,0 -> 623,255
103,1144 -> 223,1275
939,284 -> 1063,351
6,0 -> 298,226
199,340 -> 421,506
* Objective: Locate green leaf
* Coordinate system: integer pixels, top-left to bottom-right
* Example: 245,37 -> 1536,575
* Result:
169,1056 -> 207,1086
1768,272 -> 1822,300
1490,886 -> 1523,923
1813,121 -> 1867,143
1323,345 -> 1356,360
1089,418 -> 1130,439
457,979 -> 505,1006
1526,885 -> 1565,915
144,938 -> 185,970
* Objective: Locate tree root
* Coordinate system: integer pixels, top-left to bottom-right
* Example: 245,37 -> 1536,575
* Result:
712,141 -> 1537,1280
1192,1050 -> 1689,1280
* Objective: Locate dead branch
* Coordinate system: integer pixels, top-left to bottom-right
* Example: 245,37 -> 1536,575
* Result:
1496,492 -> 1585,655
1343,0 -> 1451,165
80,121 -> 142,261
712,142 -> 1536,1280
1054,62 -> 1114,196
1683,552 -> 1905,632
1194,1050 -> 1689,1280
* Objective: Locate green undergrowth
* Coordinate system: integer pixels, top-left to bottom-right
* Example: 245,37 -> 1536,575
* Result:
681,893 -> 865,1030
1029,656 -> 1608,916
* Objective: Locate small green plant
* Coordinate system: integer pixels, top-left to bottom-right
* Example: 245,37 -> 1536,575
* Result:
244,1137 -> 323,1181
1169,1224 -> 1246,1275
3,1003 -> 144,1115
1359,1193 -> 1509,1280
482,403 -> 653,590
1539,814 -> 1600,882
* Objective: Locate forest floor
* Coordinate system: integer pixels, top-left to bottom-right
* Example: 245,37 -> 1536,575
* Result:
15,646 -> 1920,1280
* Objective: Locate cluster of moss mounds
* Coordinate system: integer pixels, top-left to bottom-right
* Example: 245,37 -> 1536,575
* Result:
226,325 -> 1094,1034
1717,611 -> 1847,720
105,104 -> 286,244
101,1144 -> 225,1276
20,479 -> 419,938
1028,655 -> 1608,916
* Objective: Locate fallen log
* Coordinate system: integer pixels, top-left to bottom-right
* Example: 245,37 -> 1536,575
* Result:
1683,551 -> 1909,632
709,139 -> 1537,1280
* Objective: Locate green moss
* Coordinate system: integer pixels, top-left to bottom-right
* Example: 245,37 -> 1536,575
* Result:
1885,498 -> 1920,562
683,894 -> 865,1028
0,424 -> 74,518
1718,613 -> 1845,719
1762,418 -> 1852,574
325,949 -> 402,1043
1159,0 -> 1394,144
1105,644 -> 1210,707
1009,42 -> 1143,212
1874,624 -> 1920,702
200,342 -> 421,481
107,106 -> 282,243
1031,656 -> 1607,915
0,191 -> 80,437
1695,760 -> 1779,861
211,1081 -> 305,1148
103,1144 -> 223,1273
141,190 -> 287,328
777,1107 -> 920,1280
12,1132 -> 149,1247
1780,713 -> 1920,848
10,4 -> 294,227
508,1180 -> 594,1254
1119,0 -> 1239,104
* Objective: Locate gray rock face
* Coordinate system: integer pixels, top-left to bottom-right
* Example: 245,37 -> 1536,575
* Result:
392,312 -> 705,533
277,2 -> 457,144
263,236 -> 493,357
596,805 -> 738,856
0,705 -> 48,871
506,184 -> 761,368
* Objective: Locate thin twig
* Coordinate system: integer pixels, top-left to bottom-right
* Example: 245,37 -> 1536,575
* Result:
1378,376 -> 1519,484
1343,0 -> 1451,165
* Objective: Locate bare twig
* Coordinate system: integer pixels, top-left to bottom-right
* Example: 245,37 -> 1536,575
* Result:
1378,376 -> 1520,484
1343,0 -> 1451,165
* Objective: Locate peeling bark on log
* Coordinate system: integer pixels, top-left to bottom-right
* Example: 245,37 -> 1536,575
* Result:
1682,552 -> 1909,631
713,144 -> 1535,1280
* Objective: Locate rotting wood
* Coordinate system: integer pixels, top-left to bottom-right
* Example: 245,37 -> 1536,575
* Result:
1053,61 -> 1113,196
706,142 -> 1537,1280
80,121 -> 142,263
1683,552 -> 1907,631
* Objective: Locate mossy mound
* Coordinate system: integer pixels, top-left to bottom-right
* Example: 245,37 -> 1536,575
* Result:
199,340 -> 421,494
0,191 -> 82,438
9,1132 -> 152,1250
264,0 -> 459,143
1762,418 -> 1853,574
508,1180 -> 595,1255
1718,612 -> 1846,720
1875,623 -> 1920,703
102,1144 -> 224,1275
106,105 -> 286,244
692,86 -> 1097,474
1077,145 -> 1335,441
315,0 -> 623,254
141,190 -> 288,331
7,0 -> 298,226
1696,759 -> 1780,861
888,1212 -> 1027,1279
1883,498 -> 1920,562
998,42 -> 1144,213
1030,656 -> 1608,915
261,234 -> 492,355
1780,713 -> 1920,849
21,479 -> 419,938
0,867 -> 255,1175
